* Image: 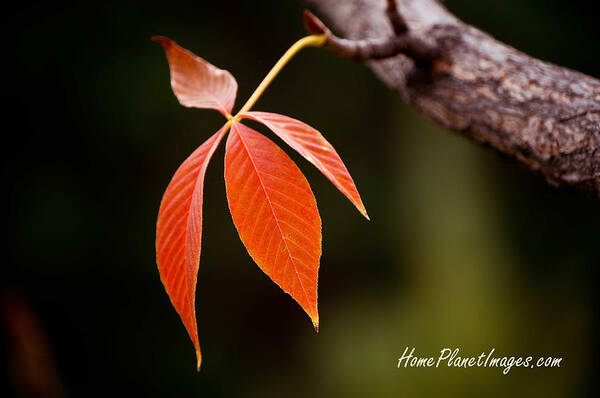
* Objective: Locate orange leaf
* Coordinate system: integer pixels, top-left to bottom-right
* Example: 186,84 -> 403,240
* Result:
153,36 -> 238,116
224,122 -> 322,329
240,111 -> 368,219
156,124 -> 228,370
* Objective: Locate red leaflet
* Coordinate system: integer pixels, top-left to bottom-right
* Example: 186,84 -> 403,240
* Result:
152,36 -> 238,116
156,125 -> 228,370
240,111 -> 368,219
154,35 -> 368,369
224,122 -> 322,328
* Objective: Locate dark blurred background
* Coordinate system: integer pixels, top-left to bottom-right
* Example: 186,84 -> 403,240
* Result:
3,0 -> 599,396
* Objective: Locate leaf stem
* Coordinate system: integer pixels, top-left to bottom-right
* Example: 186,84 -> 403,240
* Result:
233,34 -> 326,118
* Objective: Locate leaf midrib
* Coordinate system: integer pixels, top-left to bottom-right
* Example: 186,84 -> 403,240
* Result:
232,122 -> 311,306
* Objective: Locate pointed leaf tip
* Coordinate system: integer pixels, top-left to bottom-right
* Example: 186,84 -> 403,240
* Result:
151,35 -> 170,48
196,349 -> 202,372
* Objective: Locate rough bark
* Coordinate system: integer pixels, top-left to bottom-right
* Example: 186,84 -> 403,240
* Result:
305,0 -> 600,197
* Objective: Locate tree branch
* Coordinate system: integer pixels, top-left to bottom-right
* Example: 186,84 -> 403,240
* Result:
304,0 -> 600,197
385,0 -> 408,35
